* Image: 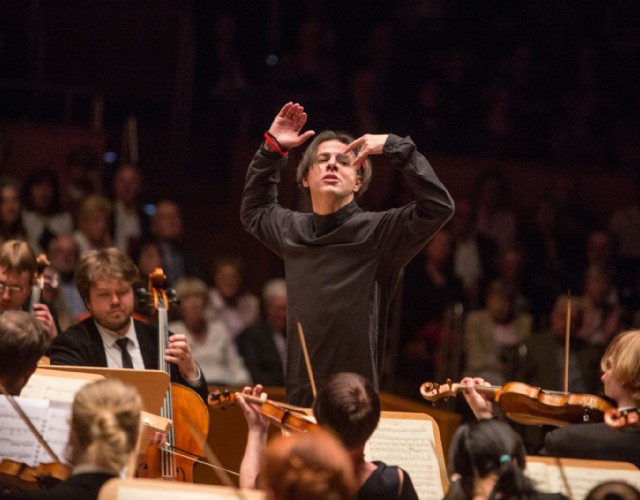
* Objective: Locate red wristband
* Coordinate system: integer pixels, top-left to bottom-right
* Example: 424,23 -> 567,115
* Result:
264,131 -> 289,157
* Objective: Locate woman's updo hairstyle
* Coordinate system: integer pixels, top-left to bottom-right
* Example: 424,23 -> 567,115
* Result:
71,379 -> 141,473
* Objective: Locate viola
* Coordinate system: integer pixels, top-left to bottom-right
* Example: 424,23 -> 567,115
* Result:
0,459 -> 71,492
604,407 -> 639,429
208,390 -> 318,433
135,268 -> 209,482
28,253 -> 52,312
420,379 -> 613,427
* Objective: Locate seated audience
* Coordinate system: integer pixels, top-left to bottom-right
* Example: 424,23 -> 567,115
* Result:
21,169 -> 74,254
445,418 -> 566,500
0,239 -> 58,340
47,235 -> 86,328
73,194 -> 113,254
238,372 -> 419,499
0,176 -> 27,244
576,266 -> 622,346
236,278 -> 287,387
110,163 -> 150,255
4,378 -> 141,500
169,276 -> 251,386
463,280 -> 533,385
462,329 -> 640,467
207,256 -> 259,338
150,199 -> 207,285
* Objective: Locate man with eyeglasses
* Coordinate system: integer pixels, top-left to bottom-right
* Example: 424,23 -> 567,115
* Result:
241,102 -> 454,406
0,239 -> 58,340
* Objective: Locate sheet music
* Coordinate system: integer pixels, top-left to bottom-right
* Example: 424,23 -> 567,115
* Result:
35,400 -> 72,463
527,462 -> 640,498
0,396 -> 49,466
22,373 -> 93,402
364,418 -> 444,500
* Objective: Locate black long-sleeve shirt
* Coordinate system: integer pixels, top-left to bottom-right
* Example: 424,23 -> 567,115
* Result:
241,134 -> 454,406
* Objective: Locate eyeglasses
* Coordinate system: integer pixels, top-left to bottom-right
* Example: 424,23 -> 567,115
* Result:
0,282 -> 24,294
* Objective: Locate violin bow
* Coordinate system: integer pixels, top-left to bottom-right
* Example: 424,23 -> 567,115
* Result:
295,310 -> 317,399
563,291 -> 571,395
0,382 -> 61,463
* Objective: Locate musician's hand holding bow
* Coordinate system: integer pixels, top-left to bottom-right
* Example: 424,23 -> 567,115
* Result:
165,334 -> 199,380
461,376 -> 495,420
238,385 -> 269,489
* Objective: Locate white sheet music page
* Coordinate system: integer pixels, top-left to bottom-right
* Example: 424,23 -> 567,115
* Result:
364,417 -> 444,500
0,396 -> 49,466
21,373 -> 93,403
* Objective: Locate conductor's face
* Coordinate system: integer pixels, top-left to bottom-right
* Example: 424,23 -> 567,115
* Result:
303,140 -> 361,202
85,280 -> 135,335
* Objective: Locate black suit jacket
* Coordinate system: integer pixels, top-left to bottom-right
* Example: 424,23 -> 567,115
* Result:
49,317 -> 209,402
236,320 -> 285,387
542,422 -> 640,468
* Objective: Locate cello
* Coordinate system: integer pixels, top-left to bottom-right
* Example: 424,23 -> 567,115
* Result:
136,268 -> 209,482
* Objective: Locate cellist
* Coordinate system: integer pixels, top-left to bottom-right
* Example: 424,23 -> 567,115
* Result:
461,329 -> 640,467
48,247 -> 208,401
0,240 -> 58,340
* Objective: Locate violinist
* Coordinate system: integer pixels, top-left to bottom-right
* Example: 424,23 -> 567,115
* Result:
0,240 -> 58,340
48,247 -> 208,402
4,378 -> 141,500
238,372 -> 419,500
0,310 -> 49,397
461,329 -> 640,467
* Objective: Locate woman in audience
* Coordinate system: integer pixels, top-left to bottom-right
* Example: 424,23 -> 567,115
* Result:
445,419 -> 566,500
21,169 -> 74,254
0,176 -> 26,244
5,378 -> 141,499
170,276 -> 252,386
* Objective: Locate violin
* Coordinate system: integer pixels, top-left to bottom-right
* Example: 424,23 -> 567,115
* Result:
28,253 -> 52,312
0,459 -> 71,492
420,379 -> 613,427
208,390 -> 318,433
604,407 -> 639,429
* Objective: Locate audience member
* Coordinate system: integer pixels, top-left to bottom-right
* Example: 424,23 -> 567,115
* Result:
60,146 -> 102,221
463,280 -> 533,385
73,194 -> 113,254
0,176 -> 26,244
400,228 -> 465,384
150,200 -> 207,285
462,329 -> 640,467
0,310 -> 49,395
21,169 -> 74,254
450,199 -> 496,310
236,278 -> 287,386
0,239 -> 58,340
207,256 -> 259,338
169,276 -> 251,386
576,266 -> 622,346
3,379 -> 141,500
110,163 -> 150,255
49,247 -> 208,402
47,235 -> 86,326
472,169 -> 517,253
444,419 -> 566,500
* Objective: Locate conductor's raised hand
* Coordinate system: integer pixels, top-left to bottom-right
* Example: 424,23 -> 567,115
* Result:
267,102 -> 315,150
343,134 -> 389,168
